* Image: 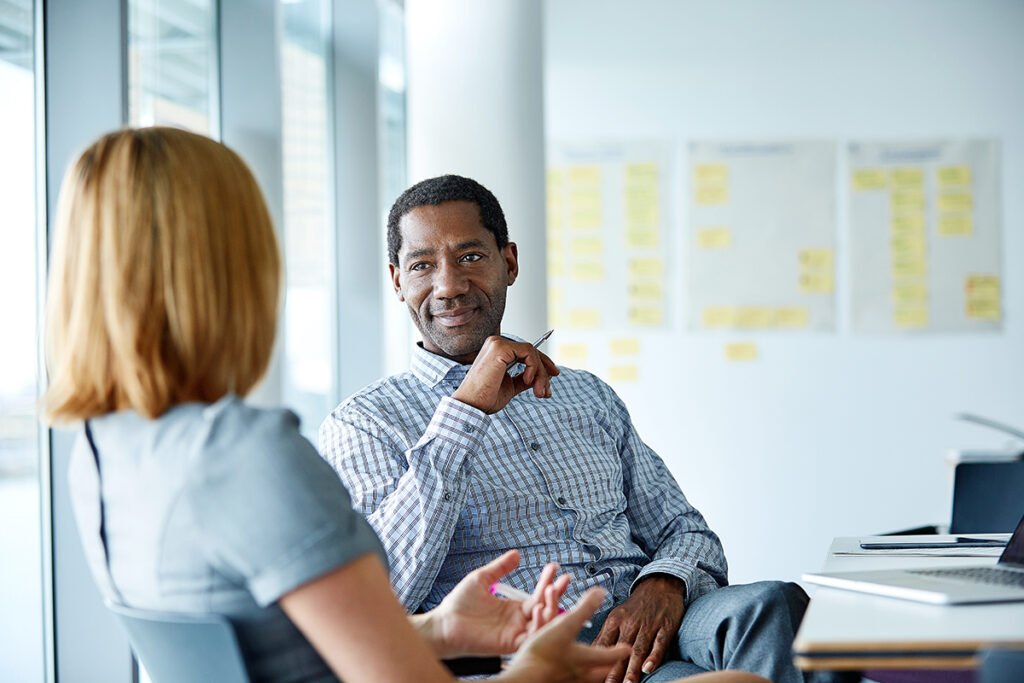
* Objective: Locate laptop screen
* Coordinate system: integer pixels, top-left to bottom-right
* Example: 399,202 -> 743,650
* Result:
1000,514 -> 1024,567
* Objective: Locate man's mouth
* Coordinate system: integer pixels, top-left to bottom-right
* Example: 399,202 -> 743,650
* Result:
431,306 -> 477,327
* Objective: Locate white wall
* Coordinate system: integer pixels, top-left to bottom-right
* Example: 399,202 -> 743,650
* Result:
544,0 -> 1024,584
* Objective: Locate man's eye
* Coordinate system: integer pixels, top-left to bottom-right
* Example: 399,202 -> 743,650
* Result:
409,262 -> 430,272
461,253 -> 483,263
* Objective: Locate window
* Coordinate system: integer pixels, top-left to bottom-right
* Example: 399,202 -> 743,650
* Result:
280,0 -> 335,440
0,0 -> 45,680
127,0 -> 218,134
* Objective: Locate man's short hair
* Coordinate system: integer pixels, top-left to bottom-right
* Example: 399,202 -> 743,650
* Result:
387,174 -> 508,266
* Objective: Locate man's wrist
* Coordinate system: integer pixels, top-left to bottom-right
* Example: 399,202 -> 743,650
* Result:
634,573 -> 686,601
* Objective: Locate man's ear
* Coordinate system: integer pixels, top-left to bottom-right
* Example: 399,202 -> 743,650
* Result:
389,263 -> 405,301
503,242 -> 519,286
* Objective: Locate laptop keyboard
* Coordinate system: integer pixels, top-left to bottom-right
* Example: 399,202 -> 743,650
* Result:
909,566 -> 1024,588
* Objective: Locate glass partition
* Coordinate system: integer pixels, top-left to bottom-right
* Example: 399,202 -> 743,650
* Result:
127,0 -> 218,134
0,0 -> 45,680
280,0 -> 335,440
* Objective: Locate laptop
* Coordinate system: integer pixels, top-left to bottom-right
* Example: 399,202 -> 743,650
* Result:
803,514 -> 1024,605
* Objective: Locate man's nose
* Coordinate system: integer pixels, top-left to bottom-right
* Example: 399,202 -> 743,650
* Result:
432,260 -> 470,298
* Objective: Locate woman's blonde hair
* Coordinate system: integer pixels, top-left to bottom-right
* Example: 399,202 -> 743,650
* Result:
43,127 -> 281,423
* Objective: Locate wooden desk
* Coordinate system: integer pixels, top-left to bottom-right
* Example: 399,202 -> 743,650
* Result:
793,535 -> 1024,671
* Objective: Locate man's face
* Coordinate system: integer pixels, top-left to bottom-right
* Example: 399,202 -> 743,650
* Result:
390,200 -> 518,364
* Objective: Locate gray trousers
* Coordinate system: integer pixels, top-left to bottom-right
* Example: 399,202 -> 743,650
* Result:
578,580 -> 810,683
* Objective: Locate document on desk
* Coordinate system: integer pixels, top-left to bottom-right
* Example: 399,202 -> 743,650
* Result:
832,534 -> 1010,557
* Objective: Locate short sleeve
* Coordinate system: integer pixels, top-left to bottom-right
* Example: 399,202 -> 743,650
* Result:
185,401 -> 386,607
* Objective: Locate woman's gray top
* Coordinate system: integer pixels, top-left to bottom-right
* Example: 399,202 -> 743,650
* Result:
68,395 -> 387,682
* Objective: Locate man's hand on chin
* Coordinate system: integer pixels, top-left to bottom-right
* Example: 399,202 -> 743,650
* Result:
452,335 -> 559,414
592,574 -> 686,683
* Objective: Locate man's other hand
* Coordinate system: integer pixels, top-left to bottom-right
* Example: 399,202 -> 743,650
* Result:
592,575 -> 686,683
452,335 -> 559,414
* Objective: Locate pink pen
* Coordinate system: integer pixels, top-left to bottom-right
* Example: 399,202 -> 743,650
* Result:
489,582 -> 592,628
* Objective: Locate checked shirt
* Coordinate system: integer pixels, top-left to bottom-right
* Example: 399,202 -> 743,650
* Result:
318,340 -> 728,613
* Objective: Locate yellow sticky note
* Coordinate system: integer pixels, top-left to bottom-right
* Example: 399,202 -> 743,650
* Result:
694,163 -> 729,185
547,169 -> 564,189
894,307 -> 929,328
608,365 -> 639,382
703,307 -> 737,329
890,235 -> 926,256
625,185 -> 658,206
546,210 -> 563,230
626,202 -> 660,226
852,169 -> 887,191
966,299 -> 1001,320
891,213 -> 926,235
697,227 -> 733,249
556,343 -> 588,363
569,189 -> 601,212
938,192 -> 973,212
799,249 -> 833,269
547,287 -> 564,307
736,307 -> 776,328
695,185 -> 729,206
570,209 -> 602,229
625,163 -> 659,185
568,309 -> 601,329
547,236 -> 564,254
800,273 -> 834,294
629,282 -> 663,299
891,260 -> 927,278
629,258 -> 663,277
629,306 -> 663,326
891,190 -> 926,211
966,275 -> 1000,299
547,258 -> 564,278
890,167 -> 924,188
610,338 -> 640,356
571,262 -> 604,282
775,307 -> 809,328
570,237 -> 603,256
626,228 -> 659,249
938,214 -> 973,236
568,165 -> 601,185
725,342 -> 758,362
892,284 -> 928,305
937,166 -> 971,186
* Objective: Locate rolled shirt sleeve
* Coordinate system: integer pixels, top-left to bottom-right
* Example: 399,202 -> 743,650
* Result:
319,395 -> 490,611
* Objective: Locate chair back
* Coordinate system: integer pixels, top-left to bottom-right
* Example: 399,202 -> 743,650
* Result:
950,460 -> 1024,533
106,601 -> 250,683
980,648 -> 1024,683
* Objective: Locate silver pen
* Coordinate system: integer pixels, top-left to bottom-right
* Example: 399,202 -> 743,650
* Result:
506,329 -> 554,371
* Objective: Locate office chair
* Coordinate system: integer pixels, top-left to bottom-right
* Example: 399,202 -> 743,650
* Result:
979,648 -> 1024,683
950,460 -> 1024,533
106,601 -> 251,683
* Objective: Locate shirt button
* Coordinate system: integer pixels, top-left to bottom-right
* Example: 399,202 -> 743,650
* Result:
443,491 -> 453,502
557,496 -> 567,505
585,563 -> 598,576
530,442 -> 540,451
463,424 -> 474,433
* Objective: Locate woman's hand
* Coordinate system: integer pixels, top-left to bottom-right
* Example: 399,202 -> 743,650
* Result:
499,588 -> 631,683
421,549 -> 570,658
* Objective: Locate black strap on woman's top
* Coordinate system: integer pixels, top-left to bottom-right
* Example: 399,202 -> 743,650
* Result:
83,420 -> 113,572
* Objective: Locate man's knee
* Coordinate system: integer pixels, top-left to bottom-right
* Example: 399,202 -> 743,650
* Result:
730,580 -> 809,630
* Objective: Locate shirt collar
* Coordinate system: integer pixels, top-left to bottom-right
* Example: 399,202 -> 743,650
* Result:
410,334 -> 526,389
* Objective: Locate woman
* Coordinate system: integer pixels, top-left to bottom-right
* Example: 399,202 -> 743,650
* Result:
44,128 -> 766,683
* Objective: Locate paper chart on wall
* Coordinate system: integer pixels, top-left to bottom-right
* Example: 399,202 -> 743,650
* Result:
848,140 -> 1001,334
686,140 -> 837,332
546,142 -> 674,337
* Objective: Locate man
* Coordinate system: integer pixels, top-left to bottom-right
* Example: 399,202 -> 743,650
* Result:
320,174 -> 809,683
